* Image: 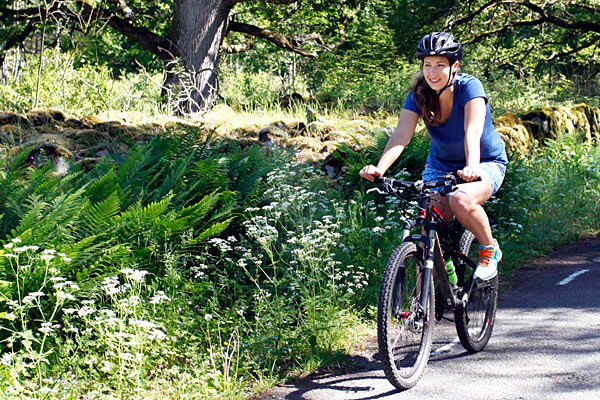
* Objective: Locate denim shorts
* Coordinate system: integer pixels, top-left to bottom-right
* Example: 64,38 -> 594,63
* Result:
422,162 -> 506,196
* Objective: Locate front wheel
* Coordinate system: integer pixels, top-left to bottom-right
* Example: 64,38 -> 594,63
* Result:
454,230 -> 498,353
378,242 -> 434,390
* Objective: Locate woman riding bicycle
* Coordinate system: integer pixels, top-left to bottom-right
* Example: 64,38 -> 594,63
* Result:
359,32 -> 508,281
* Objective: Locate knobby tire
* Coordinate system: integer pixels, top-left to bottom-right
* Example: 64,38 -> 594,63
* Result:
378,242 -> 434,390
454,230 -> 498,353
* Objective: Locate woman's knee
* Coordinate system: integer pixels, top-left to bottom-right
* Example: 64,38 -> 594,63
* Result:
448,192 -> 475,213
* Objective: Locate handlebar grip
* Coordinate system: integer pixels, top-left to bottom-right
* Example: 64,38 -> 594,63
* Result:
453,174 -> 482,185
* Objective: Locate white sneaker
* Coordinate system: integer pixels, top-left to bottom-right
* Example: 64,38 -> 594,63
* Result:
473,241 -> 501,281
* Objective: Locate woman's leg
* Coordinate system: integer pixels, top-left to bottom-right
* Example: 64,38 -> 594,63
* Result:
447,179 -> 494,246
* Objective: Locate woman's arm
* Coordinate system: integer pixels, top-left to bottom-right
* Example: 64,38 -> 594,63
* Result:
360,109 -> 420,181
459,97 -> 486,181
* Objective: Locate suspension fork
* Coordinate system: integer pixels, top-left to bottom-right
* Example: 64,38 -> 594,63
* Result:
419,227 -> 437,315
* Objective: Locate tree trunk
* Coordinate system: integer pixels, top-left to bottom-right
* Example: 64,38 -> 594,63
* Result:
167,0 -> 233,113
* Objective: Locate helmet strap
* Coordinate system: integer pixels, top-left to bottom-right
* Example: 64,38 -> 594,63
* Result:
435,66 -> 457,98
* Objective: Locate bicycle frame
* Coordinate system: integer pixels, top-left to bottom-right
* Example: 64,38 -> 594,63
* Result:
399,194 -> 479,314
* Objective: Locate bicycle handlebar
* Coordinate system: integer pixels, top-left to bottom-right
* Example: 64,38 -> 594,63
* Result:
369,172 -> 481,196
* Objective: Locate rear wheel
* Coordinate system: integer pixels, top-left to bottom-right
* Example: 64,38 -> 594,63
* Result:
454,230 -> 498,353
378,242 -> 434,390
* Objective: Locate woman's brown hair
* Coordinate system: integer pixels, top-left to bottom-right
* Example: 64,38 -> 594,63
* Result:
407,58 -> 457,126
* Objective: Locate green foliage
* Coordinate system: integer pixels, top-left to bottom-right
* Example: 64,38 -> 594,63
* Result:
449,0 -> 600,98
485,134 -> 600,272
388,0 -> 455,57
0,50 -> 163,115
0,110 -> 599,398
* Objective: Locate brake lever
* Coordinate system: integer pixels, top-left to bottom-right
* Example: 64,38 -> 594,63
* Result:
367,187 -> 387,195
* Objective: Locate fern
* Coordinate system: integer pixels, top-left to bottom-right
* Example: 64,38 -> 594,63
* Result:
9,195 -> 48,237
152,152 -> 196,202
84,168 -> 120,204
178,190 -> 222,222
81,191 -> 121,236
190,218 -> 234,244
111,194 -> 173,240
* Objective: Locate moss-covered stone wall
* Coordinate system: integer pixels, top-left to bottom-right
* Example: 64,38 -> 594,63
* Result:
494,103 -> 600,158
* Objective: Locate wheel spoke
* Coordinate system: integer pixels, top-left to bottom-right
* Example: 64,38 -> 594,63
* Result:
378,242 -> 434,390
454,230 -> 498,353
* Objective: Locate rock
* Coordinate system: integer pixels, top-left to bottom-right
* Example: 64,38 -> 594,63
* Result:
204,104 -> 236,124
320,145 -> 332,154
26,109 -> 65,125
0,124 -> 22,136
26,143 -> 73,163
62,129 -> 109,148
93,121 -> 131,136
321,152 -> 345,178
494,113 -> 535,157
522,105 -> 592,143
258,126 -> 288,149
48,109 -> 66,122
23,143 -> 72,175
0,112 -> 30,127
25,133 -> 75,152
306,121 -> 334,138
64,118 -> 83,129
348,119 -> 368,131
80,115 -> 103,128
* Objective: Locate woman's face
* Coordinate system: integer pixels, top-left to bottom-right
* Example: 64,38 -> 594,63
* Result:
422,56 -> 458,91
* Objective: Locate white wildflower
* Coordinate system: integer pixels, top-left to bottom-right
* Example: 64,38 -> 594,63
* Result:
120,268 -> 149,282
150,291 -> 171,305
11,238 -> 21,244
57,292 -> 76,301
77,306 -> 95,317
149,329 -> 166,340
130,319 -> 157,329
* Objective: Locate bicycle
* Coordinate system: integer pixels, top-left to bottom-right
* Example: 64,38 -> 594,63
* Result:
367,173 -> 498,390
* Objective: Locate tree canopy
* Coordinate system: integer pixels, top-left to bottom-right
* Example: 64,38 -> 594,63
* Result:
1,0 -> 599,112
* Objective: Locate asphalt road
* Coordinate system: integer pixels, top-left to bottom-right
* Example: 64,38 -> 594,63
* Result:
256,237 -> 600,400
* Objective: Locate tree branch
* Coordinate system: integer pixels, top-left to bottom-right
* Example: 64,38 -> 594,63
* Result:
107,0 -> 134,19
60,2 -> 176,61
0,20 -> 36,67
451,0 -> 600,34
222,41 -> 255,53
546,35 -> 600,61
462,18 -> 545,45
228,21 -> 317,56
0,6 -> 42,18
449,0 -> 506,27
518,0 -> 600,34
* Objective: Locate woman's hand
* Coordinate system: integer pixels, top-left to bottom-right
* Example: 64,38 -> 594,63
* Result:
457,165 -> 480,182
360,165 -> 384,182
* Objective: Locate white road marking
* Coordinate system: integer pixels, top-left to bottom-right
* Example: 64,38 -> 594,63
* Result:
557,269 -> 590,286
430,337 -> 460,356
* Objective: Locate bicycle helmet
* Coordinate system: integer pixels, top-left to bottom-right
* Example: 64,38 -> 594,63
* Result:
416,32 -> 462,61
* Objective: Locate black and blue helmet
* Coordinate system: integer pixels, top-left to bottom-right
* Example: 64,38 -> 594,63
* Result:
416,32 -> 463,61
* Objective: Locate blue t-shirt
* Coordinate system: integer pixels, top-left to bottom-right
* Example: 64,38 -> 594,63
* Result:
402,73 -> 508,171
